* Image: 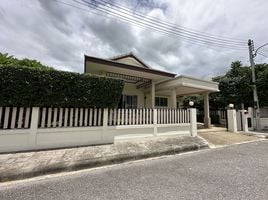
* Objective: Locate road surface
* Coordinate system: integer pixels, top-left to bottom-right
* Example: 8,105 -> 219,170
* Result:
1,140 -> 268,200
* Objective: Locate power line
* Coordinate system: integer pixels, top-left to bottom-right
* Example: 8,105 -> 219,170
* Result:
96,0 -> 246,44
73,0 -> 248,49
78,0 -> 246,47
258,52 -> 268,58
53,0 -> 248,50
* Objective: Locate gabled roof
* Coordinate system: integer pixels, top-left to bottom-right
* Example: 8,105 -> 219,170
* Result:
109,52 -> 151,69
84,54 -> 176,78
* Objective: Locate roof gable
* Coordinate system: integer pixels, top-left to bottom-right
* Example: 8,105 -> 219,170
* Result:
110,53 -> 151,69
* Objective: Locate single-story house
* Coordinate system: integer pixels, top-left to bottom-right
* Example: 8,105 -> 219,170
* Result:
84,52 -> 219,128
0,52 -> 220,153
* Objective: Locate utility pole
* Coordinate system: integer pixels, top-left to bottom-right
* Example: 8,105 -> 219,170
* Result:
248,39 -> 260,130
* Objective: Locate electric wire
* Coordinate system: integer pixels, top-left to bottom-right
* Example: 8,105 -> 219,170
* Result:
95,0 -> 246,44
71,0 -> 248,49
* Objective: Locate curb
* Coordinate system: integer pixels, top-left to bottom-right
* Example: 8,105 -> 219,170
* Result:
0,143 -> 208,183
241,131 -> 268,139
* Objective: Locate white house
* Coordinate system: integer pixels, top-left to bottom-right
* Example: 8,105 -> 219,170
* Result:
0,53 -> 219,153
84,52 -> 219,128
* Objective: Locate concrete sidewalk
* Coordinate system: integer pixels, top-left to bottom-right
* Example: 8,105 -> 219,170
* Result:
0,135 -> 208,182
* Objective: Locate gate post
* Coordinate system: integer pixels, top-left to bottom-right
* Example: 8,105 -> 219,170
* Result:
189,108 -> 197,136
241,110 -> 249,132
227,109 -> 237,132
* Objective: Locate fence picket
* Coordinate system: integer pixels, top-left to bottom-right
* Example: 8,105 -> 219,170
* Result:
129,109 -> 132,125
17,107 -> 24,128
113,108 -> 117,125
59,108 -> 63,127
79,108 -> 84,127
0,107 -> 2,127
109,109 -> 112,125
89,109 -> 93,126
136,109 -> 139,124
69,108 -> 73,127
84,108 -> 88,126
10,107 -> 17,128
24,108 -> 30,128
74,108 -> 78,127
93,108 -> 97,126
121,109 -> 125,125
47,108 -> 52,128
117,109 -> 121,125
53,108 -> 58,127
125,109 -> 128,125
139,109 -> 142,124
146,108 -> 149,124
3,107 -> 10,129
98,108 -> 102,126
132,109 -> 135,125
41,108 -> 46,128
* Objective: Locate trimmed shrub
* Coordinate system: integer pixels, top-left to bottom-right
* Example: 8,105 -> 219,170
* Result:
0,65 -> 124,108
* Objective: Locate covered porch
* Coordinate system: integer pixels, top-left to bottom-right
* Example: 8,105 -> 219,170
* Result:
145,75 -> 219,128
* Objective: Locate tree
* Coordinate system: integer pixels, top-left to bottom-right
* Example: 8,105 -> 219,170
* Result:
0,52 -> 53,69
211,61 -> 268,109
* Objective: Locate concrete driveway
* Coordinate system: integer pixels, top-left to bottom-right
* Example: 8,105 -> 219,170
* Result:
198,128 -> 261,147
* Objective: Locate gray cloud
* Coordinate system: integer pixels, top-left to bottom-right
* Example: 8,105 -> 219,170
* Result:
0,0 -> 268,78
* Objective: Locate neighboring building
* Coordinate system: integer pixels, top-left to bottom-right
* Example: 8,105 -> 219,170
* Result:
84,52 -> 219,128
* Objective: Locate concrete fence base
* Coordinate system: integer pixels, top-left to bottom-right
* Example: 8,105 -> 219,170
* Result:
0,107 -> 197,153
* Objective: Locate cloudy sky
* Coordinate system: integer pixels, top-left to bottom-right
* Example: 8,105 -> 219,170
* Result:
0,0 -> 268,79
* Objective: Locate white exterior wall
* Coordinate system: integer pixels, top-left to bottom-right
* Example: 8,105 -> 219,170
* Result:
122,83 -> 145,108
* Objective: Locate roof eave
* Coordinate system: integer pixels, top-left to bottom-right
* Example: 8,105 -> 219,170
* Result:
85,55 -> 176,78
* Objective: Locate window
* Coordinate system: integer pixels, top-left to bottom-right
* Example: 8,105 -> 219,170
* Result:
118,95 -> 138,109
155,97 -> 168,107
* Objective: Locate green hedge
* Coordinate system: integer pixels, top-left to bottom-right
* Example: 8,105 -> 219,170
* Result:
0,65 -> 124,108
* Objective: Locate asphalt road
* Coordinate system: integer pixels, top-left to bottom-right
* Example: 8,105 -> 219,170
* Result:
1,140 -> 268,200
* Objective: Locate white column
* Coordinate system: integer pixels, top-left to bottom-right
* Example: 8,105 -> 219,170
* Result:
153,109 -> 157,136
171,88 -> 177,108
241,110 -> 249,132
189,108 -> 197,136
151,81 -> 155,108
203,92 -> 211,128
29,107 -> 40,147
102,108 -> 108,141
227,109 -> 237,132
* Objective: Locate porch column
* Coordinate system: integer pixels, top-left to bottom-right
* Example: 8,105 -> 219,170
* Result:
151,81 -> 155,108
171,88 -> 177,108
203,92 -> 211,128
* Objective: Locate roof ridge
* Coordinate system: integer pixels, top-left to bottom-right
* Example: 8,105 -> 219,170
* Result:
108,52 -> 151,69
108,52 -> 133,60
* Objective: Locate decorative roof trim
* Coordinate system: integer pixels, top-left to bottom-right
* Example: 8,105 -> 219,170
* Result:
84,55 -> 176,78
109,52 -> 151,69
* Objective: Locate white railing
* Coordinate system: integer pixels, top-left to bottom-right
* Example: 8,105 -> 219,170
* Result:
0,107 -> 32,129
38,107 -> 103,128
108,108 -> 154,126
0,106 -> 197,153
157,109 -> 190,124
0,107 -> 191,129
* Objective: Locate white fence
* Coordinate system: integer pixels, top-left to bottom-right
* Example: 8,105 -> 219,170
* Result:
0,107 -> 196,153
